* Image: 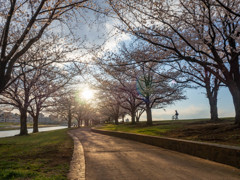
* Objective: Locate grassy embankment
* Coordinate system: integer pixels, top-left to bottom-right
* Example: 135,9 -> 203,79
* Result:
0,129 -> 73,179
97,117 -> 240,147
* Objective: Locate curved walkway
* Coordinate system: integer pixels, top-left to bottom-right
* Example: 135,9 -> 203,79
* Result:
68,130 -> 86,180
68,128 -> 240,180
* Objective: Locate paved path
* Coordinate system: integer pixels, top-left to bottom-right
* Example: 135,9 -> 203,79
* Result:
68,128 -> 240,180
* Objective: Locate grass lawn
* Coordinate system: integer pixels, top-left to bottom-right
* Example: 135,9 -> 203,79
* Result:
98,122 -> 183,136
0,122 -> 19,129
0,129 -> 73,180
97,118 -> 240,147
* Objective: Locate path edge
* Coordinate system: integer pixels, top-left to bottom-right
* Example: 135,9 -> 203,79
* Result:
68,131 -> 86,180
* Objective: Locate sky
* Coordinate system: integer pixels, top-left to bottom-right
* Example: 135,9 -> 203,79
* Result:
78,32 -> 235,120
0,1 -> 235,121
50,2 -> 235,121
144,87 -> 234,121
71,18 -> 234,120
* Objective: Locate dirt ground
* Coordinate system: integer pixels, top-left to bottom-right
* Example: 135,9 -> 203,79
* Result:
163,119 -> 240,147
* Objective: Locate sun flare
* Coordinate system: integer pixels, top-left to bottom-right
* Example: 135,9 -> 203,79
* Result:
81,87 -> 94,100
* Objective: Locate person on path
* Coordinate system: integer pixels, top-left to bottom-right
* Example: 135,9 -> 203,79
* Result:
175,110 -> 179,120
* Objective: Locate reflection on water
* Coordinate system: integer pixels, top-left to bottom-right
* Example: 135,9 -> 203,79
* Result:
0,126 -> 67,138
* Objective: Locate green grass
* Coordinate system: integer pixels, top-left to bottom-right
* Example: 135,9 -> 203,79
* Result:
0,122 -> 19,127
97,121 -> 184,136
98,118 -> 234,135
97,118 -> 240,147
0,129 -> 73,179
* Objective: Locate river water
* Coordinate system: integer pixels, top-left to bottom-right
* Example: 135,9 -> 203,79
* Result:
0,126 -> 67,138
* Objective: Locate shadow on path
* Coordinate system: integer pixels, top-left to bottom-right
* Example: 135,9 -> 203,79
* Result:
68,128 -> 240,180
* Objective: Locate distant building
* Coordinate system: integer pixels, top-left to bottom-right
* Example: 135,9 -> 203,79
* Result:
49,114 -> 58,121
0,111 -> 20,123
37,114 -> 61,124
0,110 -> 63,125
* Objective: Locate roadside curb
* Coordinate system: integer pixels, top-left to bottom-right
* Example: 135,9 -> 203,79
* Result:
91,128 -> 240,169
68,131 -> 86,180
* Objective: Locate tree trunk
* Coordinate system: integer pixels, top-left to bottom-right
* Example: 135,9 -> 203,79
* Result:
114,116 -> 119,125
122,116 -> 124,123
146,104 -> 152,125
0,81 -> 5,94
206,89 -> 219,122
131,110 -> 136,124
20,109 -> 28,135
77,119 -> 80,127
0,65 -> 10,94
136,116 -> 140,122
32,114 -> 39,133
209,99 -> 218,121
136,109 -> 144,123
208,97 -> 219,121
228,84 -> 240,126
85,119 -> 89,126
68,109 -> 72,128
204,76 -> 220,121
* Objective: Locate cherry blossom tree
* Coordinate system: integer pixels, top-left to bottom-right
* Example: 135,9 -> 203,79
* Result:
109,0 -> 240,125
136,61 -> 186,125
169,61 -> 222,121
0,63 -> 41,135
27,65 -> 74,133
93,67 -> 144,124
0,0 -> 101,93
95,43 -> 186,125
96,88 -> 122,125
0,35 -> 77,135
0,62 -> 74,135
216,0 -> 240,17
73,98 -> 95,127
73,102 -> 85,127
50,91 -> 75,128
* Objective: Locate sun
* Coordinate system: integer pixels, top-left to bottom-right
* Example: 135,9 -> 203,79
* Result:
81,87 -> 94,100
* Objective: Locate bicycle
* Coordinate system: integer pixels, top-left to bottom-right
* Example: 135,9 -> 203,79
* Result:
172,115 -> 178,120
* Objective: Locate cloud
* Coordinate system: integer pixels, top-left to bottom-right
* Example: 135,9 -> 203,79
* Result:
101,23 -> 131,52
62,15 -> 132,63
